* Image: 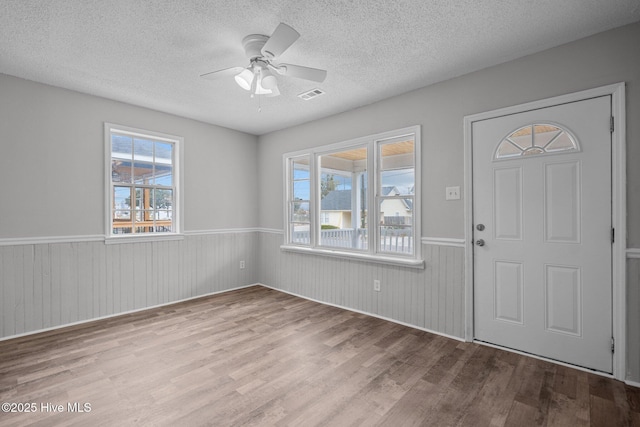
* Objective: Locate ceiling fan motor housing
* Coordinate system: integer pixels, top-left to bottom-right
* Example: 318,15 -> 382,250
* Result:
242,34 -> 269,60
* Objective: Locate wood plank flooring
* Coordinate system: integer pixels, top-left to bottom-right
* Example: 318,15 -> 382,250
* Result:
0,285 -> 638,426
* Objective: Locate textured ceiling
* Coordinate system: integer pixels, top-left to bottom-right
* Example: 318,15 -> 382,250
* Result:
1,1 -> 639,135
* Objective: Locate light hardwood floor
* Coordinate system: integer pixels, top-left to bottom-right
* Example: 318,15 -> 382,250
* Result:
0,285 -> 638,426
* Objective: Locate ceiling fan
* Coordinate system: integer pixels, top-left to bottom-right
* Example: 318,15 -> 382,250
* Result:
200,23 -> 327,97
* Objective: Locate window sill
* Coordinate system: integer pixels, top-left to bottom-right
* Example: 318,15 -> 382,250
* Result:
280,244 -> 425,269
105,233 -> 185,245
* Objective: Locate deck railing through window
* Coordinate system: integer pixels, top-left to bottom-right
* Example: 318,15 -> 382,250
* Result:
292,228 -> 413,254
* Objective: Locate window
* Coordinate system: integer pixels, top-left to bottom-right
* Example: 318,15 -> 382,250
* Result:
283,126 -> 421,266
289,155 -> 311,245
105,123 -> 182,240
319,146 -> 368,250
378,137 -> 415,254
495,124 -> 578,159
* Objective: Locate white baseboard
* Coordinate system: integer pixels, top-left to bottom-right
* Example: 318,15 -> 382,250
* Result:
256,283 -> 465,343
626,379 -> 640,388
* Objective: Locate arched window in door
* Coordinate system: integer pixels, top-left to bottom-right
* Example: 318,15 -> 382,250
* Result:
495,124 -> 578,160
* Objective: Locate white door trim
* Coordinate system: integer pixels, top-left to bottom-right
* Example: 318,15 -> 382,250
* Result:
463,83 -> 626,381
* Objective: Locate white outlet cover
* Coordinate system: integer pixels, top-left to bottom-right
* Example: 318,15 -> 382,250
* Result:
446,186 -> 461,200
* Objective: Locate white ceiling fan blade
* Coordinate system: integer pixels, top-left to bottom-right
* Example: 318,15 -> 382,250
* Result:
278,63 -> 327,82
200,66 -> 244,80
261,23 -> 300,59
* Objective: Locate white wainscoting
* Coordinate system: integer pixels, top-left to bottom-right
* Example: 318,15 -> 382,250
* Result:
627,255 -> 640,384
259,231 -> 466,339
0,232 -> 259,340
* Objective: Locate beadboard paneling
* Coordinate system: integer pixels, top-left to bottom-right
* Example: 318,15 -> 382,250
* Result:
627,257 -> 640,382
258,231 -> 466,339
0,232 -> 259,339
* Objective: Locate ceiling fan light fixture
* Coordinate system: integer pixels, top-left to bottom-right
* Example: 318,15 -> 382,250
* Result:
234,68 -> 254,90
260,69 -> 278,90
266,85 -> 280,97
252,67 -> 278,96
254,78 -> 275,95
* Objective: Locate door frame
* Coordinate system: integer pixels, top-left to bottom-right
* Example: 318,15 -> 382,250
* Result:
463,83 -> 626,380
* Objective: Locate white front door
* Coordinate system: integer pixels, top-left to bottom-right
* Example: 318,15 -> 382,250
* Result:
472,96 -> 613,373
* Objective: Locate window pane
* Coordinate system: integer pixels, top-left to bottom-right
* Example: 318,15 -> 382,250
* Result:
155,164 -> 173,186
154,142 -> 173,185
380,139 -> 414,167
111,159 -> 131,183
154,188 -> 173,209
291,223 -> 310,244
497,140 -> 522,158
294,166 -> 309,180
112,209 -> 131,234
133,161 -> 154,184
154,221 -> 173,233
155,209 -> 172,220
293,181 -> 309,200
113,225 -> 132,234
292,157 -> 310,200
111,135 -> 133,183
380,139 -> 415,195
379,199 -> 414,254
141,210 -> 154,222
133,138 -> 154,161
135,187 -> 158,211
378,138 -> 415,255
381,170 -> 414,195
545,132 -> 576,152
509,126 -> 533,150
291,201 -> 309,222
289,156 -> 311,245
319,146 -> 367,250
111,135 -> 132,159
155,142 -> 173,162
114,186 -> 131,209
113,209 -> 131,220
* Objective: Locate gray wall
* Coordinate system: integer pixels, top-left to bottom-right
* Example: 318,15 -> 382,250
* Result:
257,21 -> 640,382
0,74 -> 259,237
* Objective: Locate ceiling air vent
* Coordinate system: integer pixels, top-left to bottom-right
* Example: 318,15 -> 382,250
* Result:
298,88 -> 325,100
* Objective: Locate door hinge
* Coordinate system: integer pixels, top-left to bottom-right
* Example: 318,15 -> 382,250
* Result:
610,116 -> 615,133
611,337 -> 615,353
612,227 -> 615,244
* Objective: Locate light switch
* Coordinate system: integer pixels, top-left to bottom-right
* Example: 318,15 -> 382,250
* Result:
446,186 -> 461,200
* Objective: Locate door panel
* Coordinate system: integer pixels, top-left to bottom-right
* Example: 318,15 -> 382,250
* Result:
545,264 -> 581,336
544,161 -> 580,243
473,96 -> 612,373
494,261 -> 524,324
494,167 -> 523,240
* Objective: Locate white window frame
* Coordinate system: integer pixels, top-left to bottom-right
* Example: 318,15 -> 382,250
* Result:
104,123 -> 184,243
282,126 -> 422,268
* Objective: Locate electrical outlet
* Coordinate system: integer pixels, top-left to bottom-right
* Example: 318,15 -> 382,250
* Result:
446,186 -> 461,200
374,279 -> 381,292
240,260 -> 245,270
